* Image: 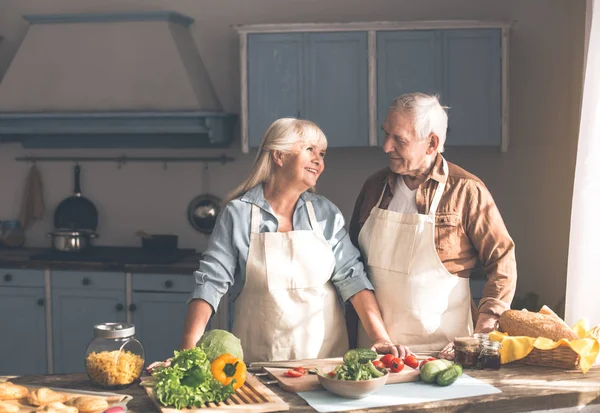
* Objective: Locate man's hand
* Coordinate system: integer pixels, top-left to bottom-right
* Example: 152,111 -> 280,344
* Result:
438,342 -> 454,360
475,313 -> 499,333
146,358 -> 172,374
370,338 -> 412,359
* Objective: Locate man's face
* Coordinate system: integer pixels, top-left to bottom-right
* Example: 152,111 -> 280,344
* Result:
382,111 -> 435,177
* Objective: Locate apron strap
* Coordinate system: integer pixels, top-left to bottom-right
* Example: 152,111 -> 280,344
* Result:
375,180 -> 388,208
428,157 -> 449,217
305,201 -> 322,234
250,204 -> 261,234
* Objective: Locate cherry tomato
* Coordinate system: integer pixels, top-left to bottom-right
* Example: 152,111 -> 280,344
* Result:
419,357 -> 437,369
293,367 -> 306,374
404,354 -> 419,369
284,369 -> 303,378
380,354 -> 395,368
389,357 -> 404,373
328,371 -> 336,377
372,360 -> 385,369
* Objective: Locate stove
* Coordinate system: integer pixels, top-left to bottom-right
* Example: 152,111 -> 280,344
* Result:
30,246 -> 196,265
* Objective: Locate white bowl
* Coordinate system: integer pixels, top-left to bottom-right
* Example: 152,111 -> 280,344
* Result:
317,367 -> 389,399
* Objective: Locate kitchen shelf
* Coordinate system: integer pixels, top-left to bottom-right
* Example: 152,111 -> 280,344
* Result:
15,154 -> 235,165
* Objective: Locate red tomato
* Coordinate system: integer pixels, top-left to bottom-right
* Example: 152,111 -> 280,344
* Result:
372,360 -> 385,369
380,354 -> 395,368
404,354 -> 419,369
328,371 -> 336,377
389,357 -> 404,373
293,367 -> 306,374
284,369 -> 303,378
419,357 -> 437,369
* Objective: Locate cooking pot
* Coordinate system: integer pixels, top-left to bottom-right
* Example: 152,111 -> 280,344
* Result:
187,194 -> 221,234
48,230 -> 97,252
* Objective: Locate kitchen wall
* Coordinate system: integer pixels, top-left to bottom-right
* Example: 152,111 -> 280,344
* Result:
0,0 -> 586,311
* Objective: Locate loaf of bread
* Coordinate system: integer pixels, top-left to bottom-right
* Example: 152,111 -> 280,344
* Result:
498,309 -> 580,341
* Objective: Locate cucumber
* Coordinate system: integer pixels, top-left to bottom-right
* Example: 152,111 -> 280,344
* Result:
367,361 -> 385,378
419,359 -> 454,383
343,348 -> 378,365
436,364 -> 463,386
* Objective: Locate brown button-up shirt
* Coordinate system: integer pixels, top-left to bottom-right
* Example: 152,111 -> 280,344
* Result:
349,154 -> 517,317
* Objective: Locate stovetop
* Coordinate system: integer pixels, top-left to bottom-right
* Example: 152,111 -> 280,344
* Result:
30,246 -> 196,265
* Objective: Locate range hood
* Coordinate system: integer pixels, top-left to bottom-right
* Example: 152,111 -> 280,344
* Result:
0,11 -> 236,148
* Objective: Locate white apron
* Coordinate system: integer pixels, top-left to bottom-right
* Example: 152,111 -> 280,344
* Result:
357,159 -> 473,352
232,201 -> 349,362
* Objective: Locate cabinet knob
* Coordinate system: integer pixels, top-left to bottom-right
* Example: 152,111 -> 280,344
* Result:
115,303 -> 124,312
37,298 -> 45,307
165,280 -> 174,288
4,274 -> 12,282
129,304 -> 137,312
82,277 -> 91,286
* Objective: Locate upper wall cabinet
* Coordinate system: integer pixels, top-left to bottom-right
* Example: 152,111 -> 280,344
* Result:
237,21 -> 510,152
246,32 -> 368,149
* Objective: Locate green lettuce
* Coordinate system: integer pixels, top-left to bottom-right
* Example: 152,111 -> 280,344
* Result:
151,347 -> 235,409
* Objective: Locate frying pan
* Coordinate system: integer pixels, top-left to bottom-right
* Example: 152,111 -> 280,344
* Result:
187,194 -> 221,234
54,165 -> 98,230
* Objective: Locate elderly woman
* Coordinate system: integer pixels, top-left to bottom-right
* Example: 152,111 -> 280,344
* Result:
180,118 -> 408,362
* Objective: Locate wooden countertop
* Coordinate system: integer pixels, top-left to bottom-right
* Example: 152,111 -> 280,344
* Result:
0,247 -> 200,275
4,365 -> 600,412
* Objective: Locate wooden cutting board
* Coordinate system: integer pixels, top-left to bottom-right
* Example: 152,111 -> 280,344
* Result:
264,365 -> 420,393
143,374 -> 289,412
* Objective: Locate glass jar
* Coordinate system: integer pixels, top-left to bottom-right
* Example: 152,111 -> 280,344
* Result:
85,323 -> 145,389
480,340 -> 502,370
453,337 -> 481,368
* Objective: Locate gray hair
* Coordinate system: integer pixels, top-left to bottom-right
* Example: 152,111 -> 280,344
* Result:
226,118 -> 327,202
388,93 -> 449,152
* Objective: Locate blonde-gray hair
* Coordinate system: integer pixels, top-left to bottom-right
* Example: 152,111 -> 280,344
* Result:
388,93 -> 449,152
226,118 -> 327,202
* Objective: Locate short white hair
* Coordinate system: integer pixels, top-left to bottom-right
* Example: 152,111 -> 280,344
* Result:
388,93 -> 449,152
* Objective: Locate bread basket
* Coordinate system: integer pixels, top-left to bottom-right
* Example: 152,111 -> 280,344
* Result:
514,345 -> 581,370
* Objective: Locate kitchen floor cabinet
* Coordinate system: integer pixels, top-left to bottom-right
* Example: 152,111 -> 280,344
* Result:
131,273 -> 199,364
0,269 -> 47,375
51,271 -> 126,374
246,32 -> 368,149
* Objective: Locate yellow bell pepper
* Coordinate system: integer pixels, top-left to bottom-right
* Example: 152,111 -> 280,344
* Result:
210,353 -> 247,390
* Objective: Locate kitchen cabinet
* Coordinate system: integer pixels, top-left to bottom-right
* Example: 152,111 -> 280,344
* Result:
51,271 -> 126,374
131,273 -> 200,364
377,29 -> 502,146
246,32 -> 368,149
239,22 -> 508,152
0,269 -> 47,375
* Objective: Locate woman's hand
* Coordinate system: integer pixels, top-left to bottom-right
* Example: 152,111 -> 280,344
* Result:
438,342 -> 454,360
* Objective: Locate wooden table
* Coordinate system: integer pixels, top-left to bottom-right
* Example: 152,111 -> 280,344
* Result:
3,365 -> 600,412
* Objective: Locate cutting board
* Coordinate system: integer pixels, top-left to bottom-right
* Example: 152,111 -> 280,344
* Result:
143,374 -> 289,412
264,366 -> 420,393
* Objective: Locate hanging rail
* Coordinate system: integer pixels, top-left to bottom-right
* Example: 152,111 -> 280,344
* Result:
14,154 -> 235,164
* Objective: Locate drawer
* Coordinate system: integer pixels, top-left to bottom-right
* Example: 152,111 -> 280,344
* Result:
132,273 -> 195,293
51,270 -> 124,290
0,268 -> 45,288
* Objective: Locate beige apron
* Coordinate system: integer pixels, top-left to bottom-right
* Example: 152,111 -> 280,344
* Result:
232,201 -> 349,362
357,159 -> 473,352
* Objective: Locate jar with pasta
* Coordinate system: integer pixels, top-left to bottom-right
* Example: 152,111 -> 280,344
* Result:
85,323 -> 145,389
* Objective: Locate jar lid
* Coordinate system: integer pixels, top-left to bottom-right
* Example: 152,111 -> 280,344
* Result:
482,339 -> 502,350
454,336 -> 480,349
94,323 -> 135,338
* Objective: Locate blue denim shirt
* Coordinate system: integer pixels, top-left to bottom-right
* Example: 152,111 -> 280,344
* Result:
190,184 -> 373,312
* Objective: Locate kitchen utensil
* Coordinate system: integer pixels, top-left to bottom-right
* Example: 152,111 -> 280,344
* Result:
135,230 -> 153,239
141,234 -> 178,254
47,229 -> 97,252
316,367 -> 388,399
187,163 -> 221,234
264,365 -> 419,393
0,220 -> 26,248
142,374 -> 289,412
54,164 -> 98,231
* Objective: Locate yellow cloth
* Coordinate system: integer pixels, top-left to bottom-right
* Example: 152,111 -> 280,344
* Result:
489,319 -> 600,373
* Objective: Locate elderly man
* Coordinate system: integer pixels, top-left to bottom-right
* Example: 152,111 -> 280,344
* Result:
348,92 -> 516,359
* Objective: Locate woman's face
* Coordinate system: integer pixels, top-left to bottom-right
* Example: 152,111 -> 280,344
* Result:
278,141 -> 326,190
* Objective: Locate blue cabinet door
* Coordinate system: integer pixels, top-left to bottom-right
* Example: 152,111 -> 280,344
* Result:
377,31 -> 442,144
247,33 -> 303,148
51,272 -> 125,374
0,286 -> 47,375
132,291 -> 194,364
442,29 -> 502,146
305,32 -> 368,147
